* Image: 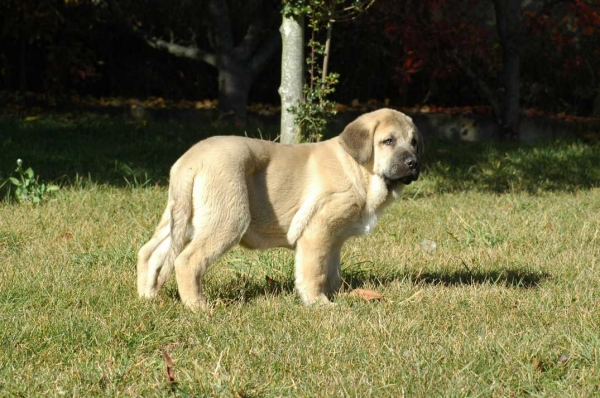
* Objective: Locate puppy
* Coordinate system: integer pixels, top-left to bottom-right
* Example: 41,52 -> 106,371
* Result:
137,108 -> 423,310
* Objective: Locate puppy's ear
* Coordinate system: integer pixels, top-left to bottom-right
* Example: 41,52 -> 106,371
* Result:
339,118 -> 378,165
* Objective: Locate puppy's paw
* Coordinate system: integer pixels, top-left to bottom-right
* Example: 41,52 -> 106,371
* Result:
139,288 -> 158,300
183,296 -> 209,313
303,293 -> 333,307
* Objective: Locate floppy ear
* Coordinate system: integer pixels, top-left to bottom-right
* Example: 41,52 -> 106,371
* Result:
339,117 -> 378,165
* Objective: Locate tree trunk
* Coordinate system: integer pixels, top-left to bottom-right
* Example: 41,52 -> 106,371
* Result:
493,0 -> 523,140
107,0 -> 280,126
217,55 -> 252,124
279,14 -> 305,144
502,41 -> 520,139
321,23 -> 332,85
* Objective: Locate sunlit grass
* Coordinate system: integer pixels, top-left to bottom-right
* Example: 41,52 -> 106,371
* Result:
1,116 -> 599,395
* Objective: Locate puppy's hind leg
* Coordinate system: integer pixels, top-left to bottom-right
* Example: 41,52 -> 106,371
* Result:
173,233 -> 241,311
137,207 -> 171,299
173,177 -> 251,311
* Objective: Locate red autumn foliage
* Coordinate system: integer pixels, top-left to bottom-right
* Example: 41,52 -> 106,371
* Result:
379,0 -> 492,93
373,0 -> 600,116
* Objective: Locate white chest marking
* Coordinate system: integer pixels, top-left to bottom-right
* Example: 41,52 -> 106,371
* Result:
355,177 -> 388,235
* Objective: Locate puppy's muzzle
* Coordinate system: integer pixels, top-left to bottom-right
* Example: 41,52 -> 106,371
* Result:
403,156 -> 420,183
384,156 -> 420,187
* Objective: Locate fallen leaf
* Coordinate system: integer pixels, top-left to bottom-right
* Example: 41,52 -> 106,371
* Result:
162,351 -> 176,383
348,288 -> 383,301
58,233 -> 73,241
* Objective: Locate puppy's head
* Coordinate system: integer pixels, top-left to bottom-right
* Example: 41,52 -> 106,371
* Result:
339,108 -> 423,187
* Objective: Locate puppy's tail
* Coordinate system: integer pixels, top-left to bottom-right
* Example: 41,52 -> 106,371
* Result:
161,168 -> 195,277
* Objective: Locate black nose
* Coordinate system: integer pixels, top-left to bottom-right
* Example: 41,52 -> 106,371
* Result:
405,157 -> 418,170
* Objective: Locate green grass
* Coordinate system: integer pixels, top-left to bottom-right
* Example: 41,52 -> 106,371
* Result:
1,116 -> 600,396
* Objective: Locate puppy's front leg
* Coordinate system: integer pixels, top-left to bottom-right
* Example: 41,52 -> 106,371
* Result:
326,242 -> 344,295
294,231 -> 335,305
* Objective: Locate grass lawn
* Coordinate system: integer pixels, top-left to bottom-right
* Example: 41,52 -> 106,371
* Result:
1,116 -> 599,396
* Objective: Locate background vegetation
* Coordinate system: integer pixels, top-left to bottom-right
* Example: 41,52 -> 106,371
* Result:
2,0 -> 600,119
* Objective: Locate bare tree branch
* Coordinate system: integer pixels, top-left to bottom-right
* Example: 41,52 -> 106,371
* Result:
148,39 -> 217,66
321,0 -> 377,23
106,0 -> 217,67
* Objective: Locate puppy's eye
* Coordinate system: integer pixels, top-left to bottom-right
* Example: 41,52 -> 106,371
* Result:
411,138 -> 417,147
383,138 -> 394,146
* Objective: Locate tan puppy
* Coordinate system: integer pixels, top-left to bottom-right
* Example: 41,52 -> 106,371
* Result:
137,108 -> 423,310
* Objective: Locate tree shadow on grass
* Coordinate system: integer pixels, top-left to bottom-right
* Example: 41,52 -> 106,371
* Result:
0,116 -> 281,189
421,138 -> 600,194
0,116 -> 599,194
